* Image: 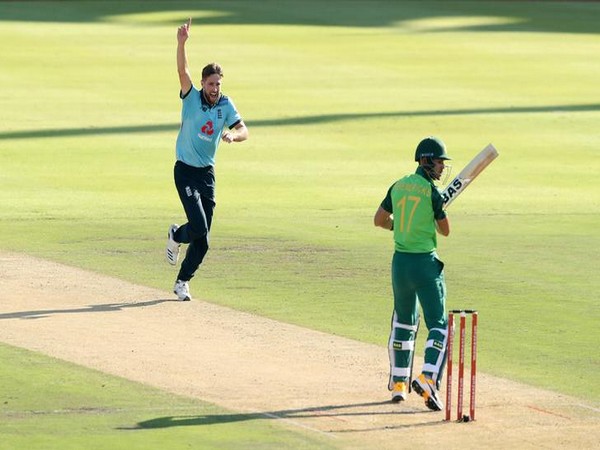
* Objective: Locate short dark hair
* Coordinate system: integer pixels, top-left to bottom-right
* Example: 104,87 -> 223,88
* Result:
202,63 -> 223,80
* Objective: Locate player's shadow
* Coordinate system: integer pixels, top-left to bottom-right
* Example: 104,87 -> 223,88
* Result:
0,299 -> 173,320
127,400 -> 437,432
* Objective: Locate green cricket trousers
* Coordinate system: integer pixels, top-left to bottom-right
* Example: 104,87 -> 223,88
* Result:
388,251 -> 448,388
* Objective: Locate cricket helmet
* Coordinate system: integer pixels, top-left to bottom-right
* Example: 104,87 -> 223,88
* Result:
414,136 -> 451,161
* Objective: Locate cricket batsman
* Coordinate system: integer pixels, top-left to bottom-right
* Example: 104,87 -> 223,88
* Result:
373,136 -> 451,411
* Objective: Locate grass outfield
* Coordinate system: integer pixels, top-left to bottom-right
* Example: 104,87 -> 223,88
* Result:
0,0 -> 598,434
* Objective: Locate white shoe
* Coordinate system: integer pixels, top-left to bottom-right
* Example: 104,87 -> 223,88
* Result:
173,280 -> 191,301
391,381 -> 408,403
411,374 -> 443,411
166,224 -> 180,266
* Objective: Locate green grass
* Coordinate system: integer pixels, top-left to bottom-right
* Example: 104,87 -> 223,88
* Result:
0,1 -> 599,445
0,343 -> 334,450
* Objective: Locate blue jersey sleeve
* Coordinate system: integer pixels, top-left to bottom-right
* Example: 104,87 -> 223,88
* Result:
181,85 -> 199,119
225,97 -> 242,129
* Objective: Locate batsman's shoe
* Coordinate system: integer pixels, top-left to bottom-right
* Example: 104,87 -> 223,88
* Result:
411,374 -> 443,411
173,280 -> 191,301
166,224 -> 181,266
391,381 -> 408,403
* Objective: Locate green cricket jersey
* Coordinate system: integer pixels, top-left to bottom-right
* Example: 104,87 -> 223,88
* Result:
380,167 -> 446,253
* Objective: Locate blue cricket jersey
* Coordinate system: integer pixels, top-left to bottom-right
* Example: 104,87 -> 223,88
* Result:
175,85 -> 242,168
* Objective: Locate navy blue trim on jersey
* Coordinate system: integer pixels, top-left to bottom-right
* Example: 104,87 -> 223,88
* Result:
181,87 -> 193,99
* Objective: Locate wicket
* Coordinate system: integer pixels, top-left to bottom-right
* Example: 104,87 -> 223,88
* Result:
445,309 -> 478,422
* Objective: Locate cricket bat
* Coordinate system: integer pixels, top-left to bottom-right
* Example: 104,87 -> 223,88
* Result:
441,144 -> 499,208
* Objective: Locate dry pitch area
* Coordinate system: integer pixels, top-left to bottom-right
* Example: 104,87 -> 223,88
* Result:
0,252 -> 598,449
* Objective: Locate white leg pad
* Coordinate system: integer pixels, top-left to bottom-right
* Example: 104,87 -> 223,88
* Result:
388,312 -> 419,389
422,327 -> 448,382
